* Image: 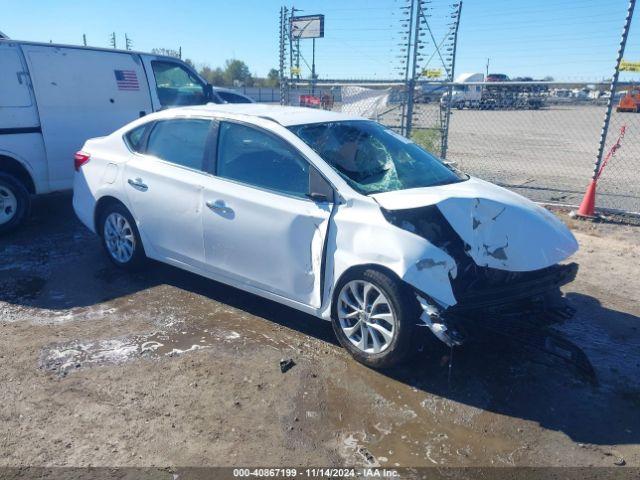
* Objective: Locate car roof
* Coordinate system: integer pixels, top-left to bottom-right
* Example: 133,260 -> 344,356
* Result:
167,104 -> 365,127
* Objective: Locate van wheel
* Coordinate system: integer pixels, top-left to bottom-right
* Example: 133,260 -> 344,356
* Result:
99,203 -> 146,271
0,173 -> 30,234
332,268 -> 419,369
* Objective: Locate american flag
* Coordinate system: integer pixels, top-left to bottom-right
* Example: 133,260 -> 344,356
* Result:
114,70 -> 139,91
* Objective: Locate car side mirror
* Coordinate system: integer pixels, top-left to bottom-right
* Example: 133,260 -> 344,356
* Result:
308,168 -> 334,203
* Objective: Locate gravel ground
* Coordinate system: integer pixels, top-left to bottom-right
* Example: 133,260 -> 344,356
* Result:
1,193 -> 639,475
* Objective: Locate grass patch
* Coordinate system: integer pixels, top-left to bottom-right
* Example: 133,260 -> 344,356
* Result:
411,128 -> 442,156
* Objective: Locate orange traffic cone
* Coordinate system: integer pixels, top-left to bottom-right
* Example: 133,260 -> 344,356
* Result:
571,125 -> 626,220
575,179 -> 597,218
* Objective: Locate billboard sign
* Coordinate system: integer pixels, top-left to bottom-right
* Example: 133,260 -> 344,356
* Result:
291,15 -> 325,39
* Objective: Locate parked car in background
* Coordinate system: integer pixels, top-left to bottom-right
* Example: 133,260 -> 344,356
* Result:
0,39 -> 217,233
212,87 -> 255,104
486,73 -> 509,82
73,104 -> 579,368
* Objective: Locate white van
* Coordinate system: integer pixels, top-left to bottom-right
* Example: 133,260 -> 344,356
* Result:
0,39 -> 216,232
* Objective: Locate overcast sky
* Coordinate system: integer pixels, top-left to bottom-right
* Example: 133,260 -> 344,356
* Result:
3,0 -> 638,81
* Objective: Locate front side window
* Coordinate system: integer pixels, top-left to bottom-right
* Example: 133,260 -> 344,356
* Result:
151,61 -> 206,107
146,119 -> 211,171
289,120 -> 466,195
217,122 -> 309,198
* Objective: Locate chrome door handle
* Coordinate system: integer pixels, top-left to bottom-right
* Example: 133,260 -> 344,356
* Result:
127,178 -> 148,191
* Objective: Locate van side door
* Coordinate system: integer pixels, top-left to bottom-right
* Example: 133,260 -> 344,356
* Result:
22,45 -> 153,191
0,42 -> 39,129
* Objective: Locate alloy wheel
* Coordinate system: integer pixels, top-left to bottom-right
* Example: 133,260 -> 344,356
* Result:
337,280 -> 397,354
104,212 -> 136,263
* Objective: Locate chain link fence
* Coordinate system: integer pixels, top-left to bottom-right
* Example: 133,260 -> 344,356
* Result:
596,83 -> 640,214
286,81 -> 446,156
275,79 -> 639,216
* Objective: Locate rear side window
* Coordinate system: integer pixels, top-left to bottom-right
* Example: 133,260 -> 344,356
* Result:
151,61 -> 206,107
124,124 -> 148,153
146,119 -> 211,171
217,122 -> 309,198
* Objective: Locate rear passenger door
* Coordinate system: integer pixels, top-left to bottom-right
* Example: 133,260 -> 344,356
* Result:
201,121 -> 334,308
123,117 -> 214,268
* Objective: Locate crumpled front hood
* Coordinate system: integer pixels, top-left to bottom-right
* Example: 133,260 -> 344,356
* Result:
372,177 -> 578,271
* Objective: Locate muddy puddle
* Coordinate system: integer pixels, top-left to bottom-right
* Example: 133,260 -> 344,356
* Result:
37,296 -> 328,377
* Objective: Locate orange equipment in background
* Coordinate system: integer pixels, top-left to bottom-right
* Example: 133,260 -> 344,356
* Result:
616,86 -> 640,112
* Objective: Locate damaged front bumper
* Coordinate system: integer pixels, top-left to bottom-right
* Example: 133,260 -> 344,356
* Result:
417,262 -> 579,347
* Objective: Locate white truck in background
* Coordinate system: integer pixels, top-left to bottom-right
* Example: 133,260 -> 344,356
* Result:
441,72 -> 485,109
0,39 -> 220,233
441,72 -> 545,110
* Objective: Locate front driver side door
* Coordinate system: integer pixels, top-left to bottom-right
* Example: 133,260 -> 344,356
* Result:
201,121 -> 333,308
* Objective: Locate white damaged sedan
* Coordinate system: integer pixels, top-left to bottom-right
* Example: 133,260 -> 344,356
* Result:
73,104 -> 579,368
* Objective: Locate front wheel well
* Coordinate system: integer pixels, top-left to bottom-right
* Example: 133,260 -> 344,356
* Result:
94,196 -> 128,235
0,155 -> 35,194
331,264 -> 414,316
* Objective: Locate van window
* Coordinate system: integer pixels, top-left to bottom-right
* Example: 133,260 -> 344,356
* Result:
217,122 -> 309,198
124,124 -> 148,153
146,119 -> 211,171
151,61 -> 206,107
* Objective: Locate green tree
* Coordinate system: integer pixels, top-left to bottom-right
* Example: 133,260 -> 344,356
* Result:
199,65 -> 225,86
266,68 -> 280,87
223,59 -> 252,87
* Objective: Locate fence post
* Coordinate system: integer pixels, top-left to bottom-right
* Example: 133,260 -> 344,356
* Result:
405,0 -> 423,138
278,6 -> 289,105
592,0 -> 635,179
440,1 -> 462,160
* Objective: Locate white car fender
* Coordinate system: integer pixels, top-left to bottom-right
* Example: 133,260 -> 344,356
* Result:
319,197 -> 458,320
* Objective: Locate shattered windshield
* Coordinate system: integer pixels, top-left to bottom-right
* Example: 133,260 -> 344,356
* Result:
289,120 -> 466,195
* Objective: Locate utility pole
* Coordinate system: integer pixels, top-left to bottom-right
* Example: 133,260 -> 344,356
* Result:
486,58 -> 489,77
311,38 -> 315,95
109,32 -> 116,49
593,0 -> 635,180
125,33 -> 132,51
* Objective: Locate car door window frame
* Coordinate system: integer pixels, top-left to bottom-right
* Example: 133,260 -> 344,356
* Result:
129,117 -> 217,176
211,119 -> 335,203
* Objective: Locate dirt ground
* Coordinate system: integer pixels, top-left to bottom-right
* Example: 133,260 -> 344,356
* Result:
1,193 -> 639,474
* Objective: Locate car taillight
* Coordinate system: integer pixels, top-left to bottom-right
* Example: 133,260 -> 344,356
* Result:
74,151 -> 91,171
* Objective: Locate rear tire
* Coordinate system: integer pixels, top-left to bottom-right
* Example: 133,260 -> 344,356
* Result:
332,268 -> 420,369
0,173 -> 30,234
99,202 -> 146,271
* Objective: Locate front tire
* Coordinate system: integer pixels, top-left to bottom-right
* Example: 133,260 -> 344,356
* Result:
0,173 -> 30,234
99,203 -> 146,271
332,268 -> 419,369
